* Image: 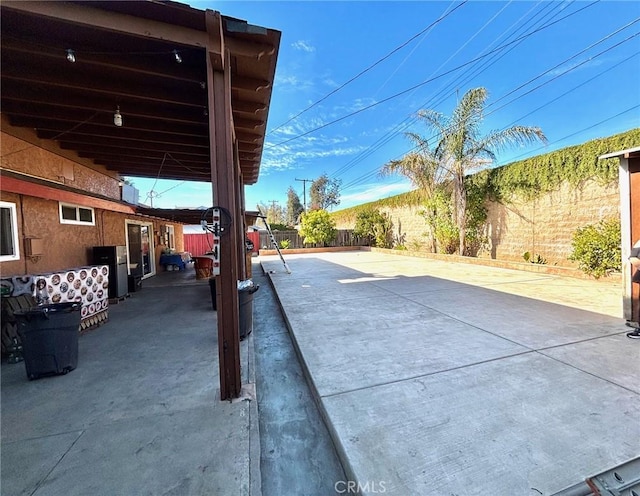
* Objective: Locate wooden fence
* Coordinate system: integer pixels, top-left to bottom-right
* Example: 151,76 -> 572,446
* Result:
258,229 -> 369,250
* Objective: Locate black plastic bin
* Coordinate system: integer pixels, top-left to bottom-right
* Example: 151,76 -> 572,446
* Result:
209,278 -> 259,340
128,274 -> 143,293
238,280 -> 259,340
15,302 -> 81,380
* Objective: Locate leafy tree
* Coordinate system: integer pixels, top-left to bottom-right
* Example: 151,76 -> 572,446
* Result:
310,174 -> 341,210
257,201 -> 285,226
299,209 -> 337,246
569,218 -> 621,278
286,186 -> 304,225
353,208 -> 392,248
385,87 -> 546,255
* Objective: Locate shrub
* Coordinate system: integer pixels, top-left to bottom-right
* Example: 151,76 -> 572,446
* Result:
353,208 -> 393,248
568,218 -> 621,278
279,239 -> 291,250
299,209 -> 337,246
420,189 -> 458,254
269,223 -> 293,231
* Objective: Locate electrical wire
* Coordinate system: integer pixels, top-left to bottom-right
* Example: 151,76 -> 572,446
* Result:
330,0 -> 545,180
337,21 -> 638,192
266,0 -> 468,136
266,0 -> 600,150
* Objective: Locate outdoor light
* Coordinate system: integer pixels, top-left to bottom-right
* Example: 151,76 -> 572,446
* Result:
66,49 -> 76,63
113,106 -> 123,127
173,49 -> 182,63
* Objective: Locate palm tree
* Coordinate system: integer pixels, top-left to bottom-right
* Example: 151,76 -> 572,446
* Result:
386,87 -> 547,255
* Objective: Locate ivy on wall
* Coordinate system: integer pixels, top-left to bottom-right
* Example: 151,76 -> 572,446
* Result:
479,128 -> 640,201
333,128 -> 639,225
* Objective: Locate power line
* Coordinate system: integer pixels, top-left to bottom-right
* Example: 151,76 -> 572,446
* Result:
266,0 -> 468,136
266,0 -> 600,150
330,1 -> 590,182
330,0 -> 548,180
339,42 -> 639,194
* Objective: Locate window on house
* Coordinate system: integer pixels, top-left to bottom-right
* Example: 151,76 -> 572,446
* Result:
59,202 -> 95,225
0,201 -> 20,261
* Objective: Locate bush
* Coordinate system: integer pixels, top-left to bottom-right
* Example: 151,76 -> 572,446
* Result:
568,218 -> 621,278
269,223 -> 293,231
279,239 -> 291,250
299,209 -> 337,246
420,189 -> 458,254
353,208 -> 393,248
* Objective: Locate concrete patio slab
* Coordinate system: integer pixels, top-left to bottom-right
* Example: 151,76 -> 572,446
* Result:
402,284 -> 623,349
1,269 -> 261,496
323,353 -> 639,496
279,293 -> 527,397
541,333 -> 640,393
0,431 -> 83,496
261,250 -> 640,496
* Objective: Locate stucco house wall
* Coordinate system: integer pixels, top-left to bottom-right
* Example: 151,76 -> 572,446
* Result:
1,126 -> 184,279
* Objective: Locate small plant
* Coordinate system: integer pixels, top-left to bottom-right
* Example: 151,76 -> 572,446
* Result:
279,239 -> 291,250
523,251 -> 547,264
568,217 -> 621,278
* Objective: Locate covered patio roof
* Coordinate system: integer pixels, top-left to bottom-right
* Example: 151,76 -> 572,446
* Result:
1,0 -> 280,185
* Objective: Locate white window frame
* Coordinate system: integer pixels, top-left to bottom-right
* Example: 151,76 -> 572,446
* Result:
0,201 -> 20,262
59,202 -> 95,226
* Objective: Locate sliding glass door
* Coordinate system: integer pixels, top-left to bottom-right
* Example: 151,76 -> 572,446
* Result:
126,221 -> 155,278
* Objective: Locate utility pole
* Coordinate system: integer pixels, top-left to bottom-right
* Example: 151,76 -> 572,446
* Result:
295,178 -> 313,211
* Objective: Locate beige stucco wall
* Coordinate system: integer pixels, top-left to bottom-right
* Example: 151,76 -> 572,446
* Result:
0,192 -> 184,278
1,126 -> 184,278
335,180 -> 619,267
1,130 -> 121,199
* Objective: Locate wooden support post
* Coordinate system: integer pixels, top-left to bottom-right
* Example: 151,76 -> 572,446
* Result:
207,11 -> 241,400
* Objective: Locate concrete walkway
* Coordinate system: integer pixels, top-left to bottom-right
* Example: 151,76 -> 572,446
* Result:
252,267 -> 345,495
1,267 -> 260,496
260,250 -> 640,496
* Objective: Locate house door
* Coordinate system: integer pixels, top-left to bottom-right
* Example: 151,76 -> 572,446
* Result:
126,222 -> 155,278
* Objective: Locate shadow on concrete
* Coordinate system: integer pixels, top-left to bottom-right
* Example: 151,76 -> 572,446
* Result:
261,251 -> 638,496
1,266 -> 260,496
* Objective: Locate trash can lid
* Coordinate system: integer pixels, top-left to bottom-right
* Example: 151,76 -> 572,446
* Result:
15,302 -> 81,316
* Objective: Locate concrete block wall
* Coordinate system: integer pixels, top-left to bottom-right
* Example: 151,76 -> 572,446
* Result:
335,180 -> 619,267
482,180 -> 619,265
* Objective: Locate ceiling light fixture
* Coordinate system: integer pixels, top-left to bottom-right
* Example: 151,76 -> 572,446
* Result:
173,49 -> 182,63
66,49 -> 76,63
113,106 -> 123,127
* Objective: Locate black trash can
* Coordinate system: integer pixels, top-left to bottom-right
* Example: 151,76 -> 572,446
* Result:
238,280 -> 259,340
128,274 -> 143,293
15,302 -> 81,380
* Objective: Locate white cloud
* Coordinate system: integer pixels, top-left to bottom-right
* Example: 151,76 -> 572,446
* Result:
547,58 -> 605,77
291,40 -> 315,53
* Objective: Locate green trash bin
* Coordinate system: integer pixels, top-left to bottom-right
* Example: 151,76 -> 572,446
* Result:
15,302 -> 81,380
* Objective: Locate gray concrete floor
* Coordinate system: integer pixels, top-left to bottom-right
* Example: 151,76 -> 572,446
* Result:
261,250 -> 640,496
252,266 -> 346,496
1,266 -> 261,496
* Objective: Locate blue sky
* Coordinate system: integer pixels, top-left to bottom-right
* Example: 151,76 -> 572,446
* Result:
129,1 -> 640,212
